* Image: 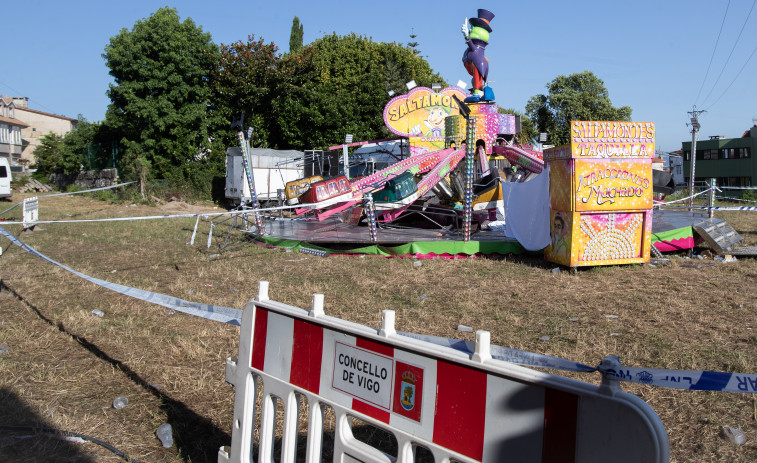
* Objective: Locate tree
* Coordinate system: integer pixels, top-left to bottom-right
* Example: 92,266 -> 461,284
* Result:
31,132 -> 64,175
32,116 -> 101,176
407,28 -> 420,56
289,16 -> 304,54
525,71 -> 632,146
272,33 -> 444,150
102,7 -> 224,196
210,35 -> 280,149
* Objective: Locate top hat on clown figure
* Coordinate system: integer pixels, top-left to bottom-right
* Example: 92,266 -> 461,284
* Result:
469,9 -> 494,33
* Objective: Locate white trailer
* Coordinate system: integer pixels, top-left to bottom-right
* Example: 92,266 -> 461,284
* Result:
225,147 -> 304,206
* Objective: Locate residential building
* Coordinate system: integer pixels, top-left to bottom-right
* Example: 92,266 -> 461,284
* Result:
681,121 -> 756,189
3,96 -> 78,171
0,96 -> 28,169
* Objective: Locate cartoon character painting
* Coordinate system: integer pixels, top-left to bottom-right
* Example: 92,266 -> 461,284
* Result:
551,212 -> 569,257
410,104 -> 452,137
461,9 -> 495,102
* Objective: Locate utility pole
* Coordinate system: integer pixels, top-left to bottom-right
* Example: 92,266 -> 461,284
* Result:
687,107 -> 705,211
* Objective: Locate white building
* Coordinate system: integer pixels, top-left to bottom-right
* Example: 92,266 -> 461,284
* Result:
0,96 -> 28,168
11,97 -> 78,170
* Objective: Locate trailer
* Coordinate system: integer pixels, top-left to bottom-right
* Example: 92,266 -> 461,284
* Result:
225,147 -> 305,206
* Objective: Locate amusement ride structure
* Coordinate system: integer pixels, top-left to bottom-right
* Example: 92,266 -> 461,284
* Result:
213,8 -> 754,264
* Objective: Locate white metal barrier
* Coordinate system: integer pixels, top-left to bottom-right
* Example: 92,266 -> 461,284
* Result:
219,281 -> 669,463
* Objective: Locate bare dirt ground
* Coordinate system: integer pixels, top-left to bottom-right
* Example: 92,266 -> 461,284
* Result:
1,192 -> 756,462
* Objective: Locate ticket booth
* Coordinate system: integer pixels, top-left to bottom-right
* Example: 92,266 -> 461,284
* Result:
544,121 -> 655,267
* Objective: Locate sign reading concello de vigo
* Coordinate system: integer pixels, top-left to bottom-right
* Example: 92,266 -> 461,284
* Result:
221,282 -> 669,463
332,342 -> 395,410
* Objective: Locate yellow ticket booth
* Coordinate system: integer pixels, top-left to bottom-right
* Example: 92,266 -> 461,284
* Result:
544,121 -> 655,267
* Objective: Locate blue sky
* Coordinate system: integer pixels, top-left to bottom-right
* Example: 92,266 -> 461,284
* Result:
4,1 -> 756,152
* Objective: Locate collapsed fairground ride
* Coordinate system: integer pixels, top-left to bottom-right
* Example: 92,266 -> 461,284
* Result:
210,79 -> 546,256
206,8 -> 752,264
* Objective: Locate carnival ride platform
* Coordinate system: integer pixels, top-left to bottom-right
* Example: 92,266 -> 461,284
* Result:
651,209 -> 722,253
244,208 -> 744,258
251,210 -> 524,258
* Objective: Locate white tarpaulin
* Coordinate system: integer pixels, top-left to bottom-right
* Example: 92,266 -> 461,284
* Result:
499,167 -> 552,251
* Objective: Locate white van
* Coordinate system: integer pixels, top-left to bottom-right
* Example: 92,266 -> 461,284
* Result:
0,157 -> 12,199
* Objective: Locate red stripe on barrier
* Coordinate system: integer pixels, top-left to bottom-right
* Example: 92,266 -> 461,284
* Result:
290,319 -> 324,393
251,307 -> 268,370
356,337 -> 394,357
542,388 -> 578,463
433,360 -> 487,461
352,399 -> 391,424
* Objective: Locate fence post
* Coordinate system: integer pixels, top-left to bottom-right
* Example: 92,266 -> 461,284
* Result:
709,178 -> 716,219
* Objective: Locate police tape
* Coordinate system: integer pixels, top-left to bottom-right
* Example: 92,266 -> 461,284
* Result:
0,226 -> 242,326
399,331 -> 757,393
0,204 -> 306,226
398,331 -> 596,373
4,224 -> 757,394
34,181 -> 137,198
596,364 -> 757,393
655,187 -> 717,205
661,205 -> 757,211
0,209 -> 263,226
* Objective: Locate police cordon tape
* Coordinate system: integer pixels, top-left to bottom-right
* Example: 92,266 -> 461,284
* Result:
0,206 -> 301,226
661,205 -> 757,211
33,181 -> 138,198
399,331 -> 757,393
3,225 -> 757,394
654,187 -> 718,206
0,226 -> 241,326
0,182 -> 138,217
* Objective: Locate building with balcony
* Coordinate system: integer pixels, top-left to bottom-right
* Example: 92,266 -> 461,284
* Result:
0,96 -> 28,169
10,97 -> 78,171
681,122 -> 756,189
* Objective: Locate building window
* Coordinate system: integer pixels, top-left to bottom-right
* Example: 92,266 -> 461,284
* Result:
702,149 -> 712,160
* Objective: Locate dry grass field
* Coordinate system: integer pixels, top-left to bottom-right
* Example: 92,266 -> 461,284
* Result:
1,192 -> 757,462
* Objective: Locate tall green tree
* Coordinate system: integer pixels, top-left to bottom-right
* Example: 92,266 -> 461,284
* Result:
210,35 -> 280,149
407,28 -> 420,56
102,7 -> 224,195
272,33 -> 444,150
525,71 -> 632,146
289,16 -> 304,54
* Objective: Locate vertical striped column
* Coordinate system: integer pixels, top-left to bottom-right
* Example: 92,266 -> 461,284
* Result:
363,193 -> 377,243
464,116 -> 475,241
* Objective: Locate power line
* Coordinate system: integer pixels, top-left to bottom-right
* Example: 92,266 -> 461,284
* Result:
703,40 -> 757,111
699,0 -> 757,108
0,79 -> 58,114
694,0 -> 730,106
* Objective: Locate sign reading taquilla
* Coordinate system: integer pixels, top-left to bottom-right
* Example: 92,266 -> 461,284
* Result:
570,121 -> 655,158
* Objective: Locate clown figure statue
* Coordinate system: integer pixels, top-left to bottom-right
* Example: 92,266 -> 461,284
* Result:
461,9 -> 495,103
